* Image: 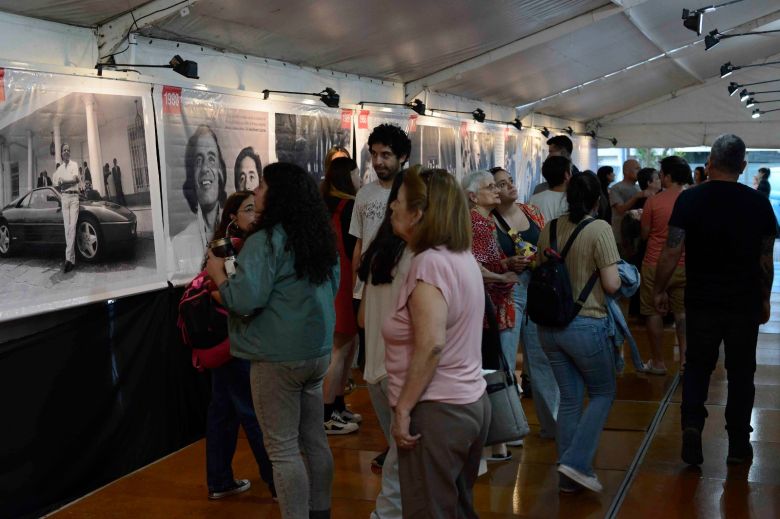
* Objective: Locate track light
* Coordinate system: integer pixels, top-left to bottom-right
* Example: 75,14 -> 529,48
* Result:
728,83 -> 740,96
740,89 -> 751,102
705,28 -> 780,51
96,54 -> 199,78
510,118 -> 523,131
564,126 -> 574,136
745,98 -> 756,108
720,59 -> 780,79
471,108 -> 486,123
610,137 -> 618,146
727,79 -> 780,97
721,62 -> 737,78
359,99 -> 427,115
539,127 -> 551,138
752,109 -> 761,118
262,87 -> 340,108
683,1 -> 746,36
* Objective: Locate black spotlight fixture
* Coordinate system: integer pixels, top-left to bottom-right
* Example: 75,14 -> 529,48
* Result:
745,97 -> 756,108
682,8 -> 705,36
610,137 -> 618,146
96,54 -> 199,78
358,99 -> 427,115
682,1 -> 746,36
750,107 -> 780,118
720,59 -> 780,79
721,61 -> 738,78
705,28 -> 780,51
586,130 -> 596,138
262,87 -> 340,108
510,118 -> 523,131
739,89 -> 751,102
471,108 -> 486,123
728,78 -> 780,97
564,126 -> 574,136
540,127 -> 551,138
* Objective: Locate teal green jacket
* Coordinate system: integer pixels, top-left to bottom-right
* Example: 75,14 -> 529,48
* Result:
219,225 -> 338,362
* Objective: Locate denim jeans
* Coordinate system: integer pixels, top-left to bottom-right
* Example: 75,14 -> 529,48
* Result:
681,308 -> 759,440
367,378 -> 402,519
538,316 -> 615,476
250,355 -> 333,519
206,358 -> 274,492
514,273 -> 559,438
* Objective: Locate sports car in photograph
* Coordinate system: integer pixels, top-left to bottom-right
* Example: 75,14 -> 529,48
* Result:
0,187 -> 137,262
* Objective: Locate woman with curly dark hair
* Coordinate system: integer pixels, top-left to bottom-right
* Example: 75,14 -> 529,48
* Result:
206,162 -> 339,519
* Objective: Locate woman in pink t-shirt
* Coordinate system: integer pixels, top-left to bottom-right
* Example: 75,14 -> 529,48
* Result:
382,168 -> 489,518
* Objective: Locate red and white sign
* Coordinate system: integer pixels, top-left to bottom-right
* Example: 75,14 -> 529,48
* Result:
341,109 -> 353,129
460,121 -> 469,137
162,86 -> 182,115
358,110 -> 370,129
0,68 -> 5,103
408,114 -> 418,133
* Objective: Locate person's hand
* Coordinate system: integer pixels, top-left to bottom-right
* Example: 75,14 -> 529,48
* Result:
205,249 -> 226,282
760,299 -> 771,325
392,409 -> 421,450
654,292 -> 669,315
502,271 -> 520,284
509,255 -> 533,273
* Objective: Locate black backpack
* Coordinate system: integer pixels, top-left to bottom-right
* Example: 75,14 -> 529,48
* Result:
527,218 -> 599,327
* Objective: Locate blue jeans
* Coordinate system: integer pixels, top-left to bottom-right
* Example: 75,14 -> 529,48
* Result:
514,273 -> 559,438
250,355 -> 333,519
538,316 -> 615,476
206,358 -> 274,492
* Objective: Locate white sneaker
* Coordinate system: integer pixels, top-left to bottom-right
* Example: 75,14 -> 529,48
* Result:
324,411 -> 359,435
339,407 -> 363,423
557,464 -> 603,493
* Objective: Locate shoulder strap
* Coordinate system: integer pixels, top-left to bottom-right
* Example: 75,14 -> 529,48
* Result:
550,218 -> 559,251
560,218 -> 595,259
574,271 -> 599,311
491,209 -> 511,233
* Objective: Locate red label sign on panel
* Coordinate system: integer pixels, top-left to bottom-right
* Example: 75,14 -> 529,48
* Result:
0,68 -> 5,102
460,121 -> 469,137
408,115 -> 417,133
162,86 -> 182,115
358,110 -> 370,129
341,109 -> 353,129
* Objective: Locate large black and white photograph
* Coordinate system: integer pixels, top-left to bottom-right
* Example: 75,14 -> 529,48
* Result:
409,124 -> 459,175
518,133 -> 546,203
275,109 -> 351,182
158,88 -> 270,281
461,128 -> 496,173
0,70 -> 165,321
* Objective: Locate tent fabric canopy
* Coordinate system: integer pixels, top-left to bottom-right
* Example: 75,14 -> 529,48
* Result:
1,0 -> 780,147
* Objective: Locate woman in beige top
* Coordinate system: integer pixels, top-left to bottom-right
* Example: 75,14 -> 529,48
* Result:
535,173 -> 621,494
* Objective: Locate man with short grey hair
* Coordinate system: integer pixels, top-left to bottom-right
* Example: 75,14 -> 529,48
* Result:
653,134 -> 777,467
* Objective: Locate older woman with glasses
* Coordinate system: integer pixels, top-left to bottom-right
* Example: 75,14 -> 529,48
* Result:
462,170 -> 519,461
384,168 -> 489,518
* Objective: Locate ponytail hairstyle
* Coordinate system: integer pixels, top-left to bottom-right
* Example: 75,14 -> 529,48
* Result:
566,173 -> 602,223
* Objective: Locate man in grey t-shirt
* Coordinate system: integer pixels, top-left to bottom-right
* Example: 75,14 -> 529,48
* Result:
610,158 -> 650,256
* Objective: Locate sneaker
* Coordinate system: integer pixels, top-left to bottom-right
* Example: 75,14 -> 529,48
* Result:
324,411 -> 359,435
520,374 -> 533,398
558,473 -> 582,494
506,439 -> 524,447
339,407 -> 363,424
62,260 -> 74,273
486,451 -> 512,462
208,479 -> 251,500
726,441 -> 753,465
681,427 -> 704,466
371,448 -> 389,471
557,465 -> 602,493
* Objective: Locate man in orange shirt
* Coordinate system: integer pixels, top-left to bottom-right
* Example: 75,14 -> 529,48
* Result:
639,156 -> 691,374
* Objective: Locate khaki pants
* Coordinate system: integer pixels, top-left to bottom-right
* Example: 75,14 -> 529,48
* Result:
61,192 -> 79,264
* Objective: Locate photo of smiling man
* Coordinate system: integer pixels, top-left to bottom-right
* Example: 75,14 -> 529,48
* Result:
171,124 -> 227,272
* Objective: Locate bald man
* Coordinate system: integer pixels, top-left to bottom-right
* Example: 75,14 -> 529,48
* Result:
610,159 -> 653,257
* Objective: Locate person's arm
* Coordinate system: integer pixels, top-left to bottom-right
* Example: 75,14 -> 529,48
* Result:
478,264 -> 518,283
640,198 -> 652,241
599,263 -> 621,294
612,190 -> 644,216
352,238 -> 362,286
208,234 -> 276,316
759,234 -> 775,324
392,281 -> 447,449
653,226 -> 685,313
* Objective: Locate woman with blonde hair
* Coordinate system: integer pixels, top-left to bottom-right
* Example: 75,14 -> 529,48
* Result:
384,168 -> 489,518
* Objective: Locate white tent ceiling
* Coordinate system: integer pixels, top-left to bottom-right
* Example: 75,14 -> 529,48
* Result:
1,0 -> 780,146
